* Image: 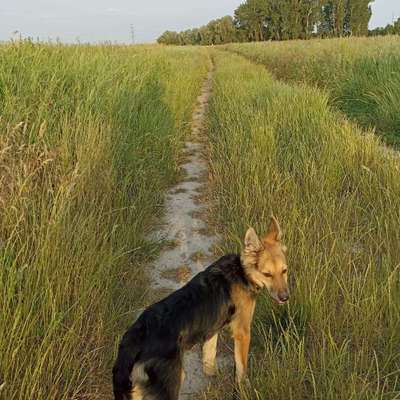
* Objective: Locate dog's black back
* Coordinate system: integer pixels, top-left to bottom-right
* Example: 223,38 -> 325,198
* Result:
112,254 -> 250,400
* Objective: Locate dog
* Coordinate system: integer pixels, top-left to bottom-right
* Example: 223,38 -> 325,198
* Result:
112,217 -> 289,400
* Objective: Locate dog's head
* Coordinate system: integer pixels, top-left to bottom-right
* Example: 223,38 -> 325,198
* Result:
241,217 -> 289,304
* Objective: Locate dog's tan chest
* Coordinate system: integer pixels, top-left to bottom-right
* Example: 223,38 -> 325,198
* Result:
229,284 -> 256,334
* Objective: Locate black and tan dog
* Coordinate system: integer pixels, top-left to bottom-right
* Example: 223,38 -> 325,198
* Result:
113,217 -> 289,399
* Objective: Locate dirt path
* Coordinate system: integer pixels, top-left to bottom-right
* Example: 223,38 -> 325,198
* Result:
149,65 -> 222,399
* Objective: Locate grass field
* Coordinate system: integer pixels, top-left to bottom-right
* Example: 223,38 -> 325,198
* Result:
0,41 -> 208,399
224,36 -> 400,146
1,35 -> 400,400
204,49 -> 400,399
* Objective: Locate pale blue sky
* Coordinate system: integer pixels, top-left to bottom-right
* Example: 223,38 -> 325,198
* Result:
0,0 -> 399,43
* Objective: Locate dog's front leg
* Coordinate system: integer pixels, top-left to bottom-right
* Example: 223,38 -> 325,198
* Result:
202,334 -> 218,376
233,331 -> 250,383
180,368 -> 185,385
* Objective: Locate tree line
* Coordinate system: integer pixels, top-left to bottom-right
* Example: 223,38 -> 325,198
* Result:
369,17 -> 400,36
157,0 -> 378,45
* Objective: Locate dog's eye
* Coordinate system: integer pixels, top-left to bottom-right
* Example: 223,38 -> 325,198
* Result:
282,269 -> 287,274
263,272 -> 272,278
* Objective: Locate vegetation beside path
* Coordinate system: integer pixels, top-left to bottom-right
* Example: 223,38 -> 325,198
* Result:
2,38 -> 400,400
203,50 -> 400,399
224,36 -> 400,146
0,42 -> 208,399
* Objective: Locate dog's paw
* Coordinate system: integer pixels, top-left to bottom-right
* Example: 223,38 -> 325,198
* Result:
232,377 -> 251,399
239,376 -> 251,387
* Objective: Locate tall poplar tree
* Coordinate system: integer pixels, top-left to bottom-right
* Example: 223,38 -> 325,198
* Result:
347,0 -> 373,35
157,0 -> 375,44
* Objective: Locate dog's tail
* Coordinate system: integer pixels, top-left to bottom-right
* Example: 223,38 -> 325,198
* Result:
112,327 -> 143,400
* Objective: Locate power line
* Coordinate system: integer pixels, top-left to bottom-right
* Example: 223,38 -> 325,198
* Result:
130,24 -> 135,44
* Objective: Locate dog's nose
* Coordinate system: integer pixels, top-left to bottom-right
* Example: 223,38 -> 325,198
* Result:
278,291 -> 289,303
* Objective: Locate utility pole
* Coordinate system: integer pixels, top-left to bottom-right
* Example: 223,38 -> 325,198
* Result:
130,24 -> 135,44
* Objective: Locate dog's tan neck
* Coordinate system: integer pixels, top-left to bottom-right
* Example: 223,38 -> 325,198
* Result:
239,252 -> 261,295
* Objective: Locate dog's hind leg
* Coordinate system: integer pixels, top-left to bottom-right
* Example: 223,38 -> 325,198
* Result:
131,384 -> 144,400
145,356 -> 183,400
131,364 -> 148,400
202,334 -> 218,376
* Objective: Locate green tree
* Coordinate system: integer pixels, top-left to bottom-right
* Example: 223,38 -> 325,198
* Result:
318,0 -> 345,36
346,0 -> 373,36
157,31 -> 180,45
236,0 -> 321,41
300,0 -> 322,38
369,17 -> 400,36
158,0 -> 375,45
234,0 -> 268,41
319,0 -> 372,37
394,18 -> 400,34
218,16 -> 239,43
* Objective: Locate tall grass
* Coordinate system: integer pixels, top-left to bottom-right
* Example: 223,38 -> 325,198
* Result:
205,50 -> 400,399
223,36 -> 400,146
0,41 -> 208,399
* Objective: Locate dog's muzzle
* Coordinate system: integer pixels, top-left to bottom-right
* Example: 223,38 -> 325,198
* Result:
276,290 -> 289,305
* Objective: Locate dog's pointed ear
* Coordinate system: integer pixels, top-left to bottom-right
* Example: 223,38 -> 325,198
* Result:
244,227 -> 262,252
263,216 -> 282,244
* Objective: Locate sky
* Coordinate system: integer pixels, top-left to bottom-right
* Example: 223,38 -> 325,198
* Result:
0,0 -> 399,44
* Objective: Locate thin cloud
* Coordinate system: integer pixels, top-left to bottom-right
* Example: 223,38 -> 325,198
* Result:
105,8 -> 120,13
